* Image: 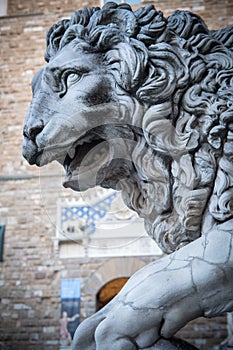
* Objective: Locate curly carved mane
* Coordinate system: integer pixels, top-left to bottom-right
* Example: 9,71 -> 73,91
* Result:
45,3 -> 233,253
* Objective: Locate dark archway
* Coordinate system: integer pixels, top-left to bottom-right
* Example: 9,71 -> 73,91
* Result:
96,277 -> 129,311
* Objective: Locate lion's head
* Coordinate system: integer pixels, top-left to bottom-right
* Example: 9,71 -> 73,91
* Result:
23,3 -> 233,253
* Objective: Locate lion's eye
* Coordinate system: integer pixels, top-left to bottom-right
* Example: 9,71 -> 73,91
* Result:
58,71 -> 81,98
66,72 -> 81,87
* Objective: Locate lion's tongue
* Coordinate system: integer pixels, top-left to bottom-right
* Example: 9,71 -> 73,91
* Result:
63,141 -> 111,190
64,139 -> 102,174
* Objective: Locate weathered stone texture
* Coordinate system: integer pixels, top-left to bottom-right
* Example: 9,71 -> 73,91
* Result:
0,0 -> 232,349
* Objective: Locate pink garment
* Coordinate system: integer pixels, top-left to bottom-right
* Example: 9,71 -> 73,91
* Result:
60,318 -> 69,338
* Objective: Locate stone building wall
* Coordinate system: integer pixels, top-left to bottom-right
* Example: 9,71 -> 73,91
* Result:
0,0 -> 232,349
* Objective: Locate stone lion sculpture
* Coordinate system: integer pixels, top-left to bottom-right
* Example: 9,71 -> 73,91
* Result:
23,3 -> 233,349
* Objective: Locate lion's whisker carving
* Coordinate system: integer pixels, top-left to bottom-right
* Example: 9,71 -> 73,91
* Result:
23,2 -> 233,349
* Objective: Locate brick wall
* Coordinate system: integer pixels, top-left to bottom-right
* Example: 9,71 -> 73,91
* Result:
7,0 -> 98,16
143,0 -> 233,29
6,0 -> 233,28
0,0 -> 232,349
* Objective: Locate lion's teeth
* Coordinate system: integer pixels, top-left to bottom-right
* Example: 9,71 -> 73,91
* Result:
68,148 -> 75,159
77,139 -> 84,146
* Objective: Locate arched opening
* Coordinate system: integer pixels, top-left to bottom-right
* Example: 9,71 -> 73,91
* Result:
96,277 -> 129,311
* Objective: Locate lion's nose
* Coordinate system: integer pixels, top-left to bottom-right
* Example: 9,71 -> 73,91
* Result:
23,121 -> 44,142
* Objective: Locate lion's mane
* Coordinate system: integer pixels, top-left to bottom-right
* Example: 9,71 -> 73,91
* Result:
44,2 -> 233,253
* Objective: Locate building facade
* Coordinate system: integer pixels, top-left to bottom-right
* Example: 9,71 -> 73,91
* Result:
0,0 -> 233,349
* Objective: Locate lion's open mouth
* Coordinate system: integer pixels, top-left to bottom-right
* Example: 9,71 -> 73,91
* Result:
62,125 -> 137,191
62,132 -> 110,191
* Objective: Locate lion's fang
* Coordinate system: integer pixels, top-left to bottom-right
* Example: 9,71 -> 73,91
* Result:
68,148 -> 75,159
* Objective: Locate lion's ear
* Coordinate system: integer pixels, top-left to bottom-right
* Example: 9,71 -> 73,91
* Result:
105,40 -> 148,92
136,43 -> 189,104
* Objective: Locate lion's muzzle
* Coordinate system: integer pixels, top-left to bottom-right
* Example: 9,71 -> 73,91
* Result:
22,114 -> 45,165
22,135 -> 42,166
